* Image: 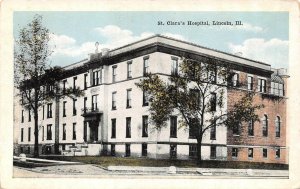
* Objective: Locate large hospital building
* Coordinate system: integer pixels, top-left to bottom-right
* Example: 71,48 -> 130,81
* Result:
15,35 -> 288,164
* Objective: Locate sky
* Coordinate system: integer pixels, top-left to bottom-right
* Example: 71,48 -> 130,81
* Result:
13,11 -> 289,69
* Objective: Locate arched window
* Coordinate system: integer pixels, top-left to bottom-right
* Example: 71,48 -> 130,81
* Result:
275,116 -> 281,137
262,115 -> 268,137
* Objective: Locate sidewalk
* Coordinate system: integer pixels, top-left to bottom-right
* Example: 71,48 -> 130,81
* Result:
14,164 -> 289,178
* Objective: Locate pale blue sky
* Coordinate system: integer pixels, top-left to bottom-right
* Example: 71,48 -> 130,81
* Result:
14,11 -> 289,68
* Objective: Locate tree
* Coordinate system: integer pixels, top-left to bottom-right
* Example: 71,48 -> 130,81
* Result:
14,15 -> 83,157
136,57 -> 263,164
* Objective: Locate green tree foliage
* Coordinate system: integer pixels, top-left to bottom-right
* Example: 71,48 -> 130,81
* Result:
14,15 -> 83,157
136,57 -> 263,163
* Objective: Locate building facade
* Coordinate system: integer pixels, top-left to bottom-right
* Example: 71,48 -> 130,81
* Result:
15,35 -> 288,163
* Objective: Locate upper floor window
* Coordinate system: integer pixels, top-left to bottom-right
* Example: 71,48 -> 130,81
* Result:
63,101 -> 67,117
73,76 -> 77,90
189,118 -> 198,139
111,119 -> 116,138
112,92 -> 117,110
93,70 -> 101,86
42,105 -> 44,120
262,115 -> 268,136
28,108 -> 31,122
275,116 -> 281,137
28,127 -> 31,142
84,74 -> 88,89
233,122 -> 240,135
63,80 -> 67,94
143,90 -> 149,106
92,95 -> 98,111
42,126 -> 44,141
271,82 -> 284,96
142,115 -> 148,137
21,128 -> 24,142
210,122 -> 216,140
112,66 -> 117,83
84,97 -> 87,113
47,103 -> 52,118
232,73 -> 239,87
73,99 -> 77,116
262,115 -> 268,137
258,78 -> 266,93
247,76 -> 253,90
210,93 -> 217,111
170,116 -> 177,138
126,117 -> 131,138
21,110 -> 24,123
126,89 -> 132,108
248,119 -> 254,136
127,61 -> 132,78
47,124 -> 52,140
143,56 -> 149,76
171,57 -> 178,76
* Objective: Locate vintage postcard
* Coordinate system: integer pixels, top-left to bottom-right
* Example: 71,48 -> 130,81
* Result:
0,0 -> 299,189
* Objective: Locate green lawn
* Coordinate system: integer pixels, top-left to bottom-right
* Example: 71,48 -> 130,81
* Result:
40,156 -> 288,170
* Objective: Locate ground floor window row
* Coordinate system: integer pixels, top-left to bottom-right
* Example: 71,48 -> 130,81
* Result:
109,144 -> 217,159
231,147 -> 282,159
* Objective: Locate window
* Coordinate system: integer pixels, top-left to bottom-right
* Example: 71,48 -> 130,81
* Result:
47,103 -> 52,118
275,148 -> 280,158
143,56 -> 149,76
47,124 -> 52,140
83,97 -> 87,113
248,119 -> 254,136
28,127 -> 31,141
112,66 -> 117,83
142,143 -> 147,157
233,122 -> 240,135
72,123 -> 76,140
142,116 -> 148,137
232,148 -> 238,158
42,105 -> 44,120
92,95 -> 97,111
63,101 -> 67,117
93,70 -> 100,86
171,57 -> 178,75
62,124 -> 66,140
208,65 -> 217,84
111,144 -> 115,156
21,128 -> 24,142
42,126 -> 44,141
258,78 -> 266,93
28,108 -> 31,122
62,144 -> 65,151
126,89 -> 132,108
275,116 -> 281,137
190,89 -> 200,107
112,92 -> 116,110
271,82 -> 284,96
111,119 -> 116,138
125,144 -> 130,157
262,115 -> 268,137
189,118 -> 198,139
210,93 -> 216,111
126,117 -> 131,138
210,146 -> 216,159
170,116 -> 177,138
63,80 -> 67,94
210,123 -> 216,140
84,74 -> 88,89
248,148 -> 253,158
143,90 -> 149,106
247,76 -> 253,90
170,144 -> 177,158
127,61 -> 132,78
263,148 -> 267,158
189,144 -> 197,158
83,121 -> 87,142
232,73 -> 239,87
73,76 -> 77,90
21,110 -> 24,123
73,99 -> 77,116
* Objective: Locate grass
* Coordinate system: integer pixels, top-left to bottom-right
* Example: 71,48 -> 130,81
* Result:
40,156 -> 289,170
